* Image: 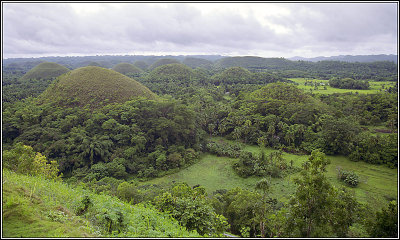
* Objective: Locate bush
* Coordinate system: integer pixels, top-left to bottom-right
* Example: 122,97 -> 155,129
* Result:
205,139 -> 243,158
337,168 -> 360,187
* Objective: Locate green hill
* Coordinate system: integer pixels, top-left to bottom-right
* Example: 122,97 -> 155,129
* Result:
149,58 -> 181,70
112,62 -> 143,75
20,62 -> 70,81
212,67 -> 252,85
147,63 -> 194,84
182,57 -> 213,69
38,66 -> 157,109
133,60 -> 149,70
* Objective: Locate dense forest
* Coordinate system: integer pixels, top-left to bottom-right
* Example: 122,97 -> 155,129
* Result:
2,55 -> 398,238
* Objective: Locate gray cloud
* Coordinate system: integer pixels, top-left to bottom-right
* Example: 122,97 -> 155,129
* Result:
2,2 -> 398,58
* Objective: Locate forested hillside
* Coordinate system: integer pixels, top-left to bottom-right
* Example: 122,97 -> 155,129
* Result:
2,55 -> 398,238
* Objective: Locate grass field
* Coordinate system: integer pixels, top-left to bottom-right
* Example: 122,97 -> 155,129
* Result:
288,78 -> 396,94
144,140 -> 397,211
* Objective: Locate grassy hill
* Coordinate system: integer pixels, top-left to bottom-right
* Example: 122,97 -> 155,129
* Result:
20,62 -> 70,81
149,58 -> 181,70
2,169 -> 200,238
38,66 -> 157,109
112,62 -> 143,75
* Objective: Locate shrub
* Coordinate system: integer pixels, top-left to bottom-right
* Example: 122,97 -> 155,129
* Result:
337,168 -> 360,187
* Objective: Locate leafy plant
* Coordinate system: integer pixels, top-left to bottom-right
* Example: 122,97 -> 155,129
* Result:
337,167 -> 360,187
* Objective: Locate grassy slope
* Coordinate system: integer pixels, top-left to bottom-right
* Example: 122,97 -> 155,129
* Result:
144,140 -> 397,211
20,62 -> 70,81
2,173 -> 97,238
288,78 -> 396,94
2,169 -> 200,238
38,66 -> 157,108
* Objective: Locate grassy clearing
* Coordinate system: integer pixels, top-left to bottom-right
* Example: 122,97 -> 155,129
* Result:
288,78 -> 396,95
144,141 -> 397,211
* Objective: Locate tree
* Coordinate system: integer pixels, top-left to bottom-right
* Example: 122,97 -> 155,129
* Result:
368,201 -> 398,238
255,178 -> 272,238
287,150 -> 361,237
154,183 -> 229,236
2,142 -> 60,180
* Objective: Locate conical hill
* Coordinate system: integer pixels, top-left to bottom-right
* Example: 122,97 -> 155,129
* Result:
38,66 -> 157,109
21,62 -> 70,81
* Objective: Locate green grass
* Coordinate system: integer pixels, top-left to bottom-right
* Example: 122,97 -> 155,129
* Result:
2,169 -> 200,238
38,66 -> 157,109
20,62 -> 70,81
143,141 -> 397,211
2,174 -> 97,238
288,78 -> 396,95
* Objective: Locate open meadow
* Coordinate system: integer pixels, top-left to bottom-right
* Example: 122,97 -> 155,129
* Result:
288,78 -> 396,94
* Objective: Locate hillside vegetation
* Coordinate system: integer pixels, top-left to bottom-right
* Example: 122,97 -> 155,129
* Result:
38,66 -> 157,108
2,169 -> 200,238
20,62 -> 70,81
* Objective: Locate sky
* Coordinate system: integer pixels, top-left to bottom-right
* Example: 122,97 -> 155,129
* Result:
2,2 -> 398,59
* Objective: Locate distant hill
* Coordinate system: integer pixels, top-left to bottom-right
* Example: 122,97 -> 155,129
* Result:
214,56 -> 293,70
182,57 -> 213,69
289,54 -> 398,63
133,60 -> 149,70
112,62 -> 143,75
147,63 -> 194,84
38,66 -> 157,109
149,58 -> 181,70
20,62 -> 70,81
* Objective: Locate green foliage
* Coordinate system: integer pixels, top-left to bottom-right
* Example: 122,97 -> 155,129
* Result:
337,167 -> 360,187
205,139 -> 243,158
317,115 -> 361,155
349,132 -> 398,168
3,142 -> 61,180
329,77 -> 369,90
368,200 -> 398,238
154,182 -> 229,236
233,150 -> 294,178
287,150 -> 362,237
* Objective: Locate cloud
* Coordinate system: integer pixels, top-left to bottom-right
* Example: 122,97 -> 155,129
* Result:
2,2 -> 398,58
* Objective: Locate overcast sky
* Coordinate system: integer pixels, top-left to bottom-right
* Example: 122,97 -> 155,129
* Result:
2,2 -> 398,59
